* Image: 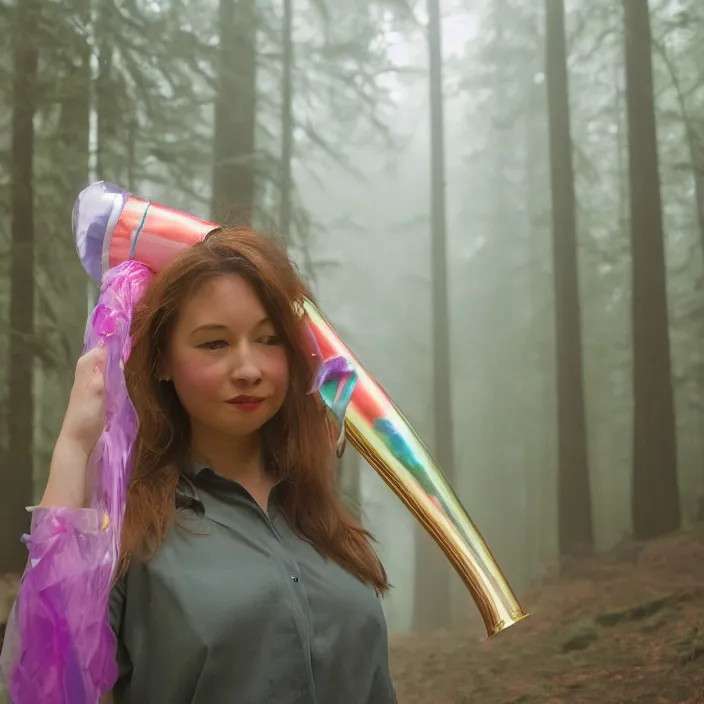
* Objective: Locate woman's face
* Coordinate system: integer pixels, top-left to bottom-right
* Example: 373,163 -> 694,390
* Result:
164,274 -> 290,439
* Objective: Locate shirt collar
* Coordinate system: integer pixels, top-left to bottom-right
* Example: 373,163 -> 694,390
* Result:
189,461 -> 210,477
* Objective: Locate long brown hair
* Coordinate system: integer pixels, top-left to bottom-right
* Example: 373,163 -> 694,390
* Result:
119,226 -> 388,593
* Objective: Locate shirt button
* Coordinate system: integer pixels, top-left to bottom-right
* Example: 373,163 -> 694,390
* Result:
291,575 -> 299,582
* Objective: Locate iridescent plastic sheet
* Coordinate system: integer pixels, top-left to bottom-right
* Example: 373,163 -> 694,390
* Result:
0,262 -> 153,703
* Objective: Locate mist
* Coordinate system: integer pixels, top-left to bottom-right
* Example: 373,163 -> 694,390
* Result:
1,0 -> 704,701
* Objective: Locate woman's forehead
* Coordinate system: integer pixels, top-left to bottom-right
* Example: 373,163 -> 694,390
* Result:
177,275 -> 269,329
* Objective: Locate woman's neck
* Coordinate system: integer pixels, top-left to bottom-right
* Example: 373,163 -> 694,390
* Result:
190,426 -> 265,484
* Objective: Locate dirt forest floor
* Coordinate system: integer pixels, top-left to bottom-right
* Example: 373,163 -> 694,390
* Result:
390,524 -> 704,704
1,526 -> 704,704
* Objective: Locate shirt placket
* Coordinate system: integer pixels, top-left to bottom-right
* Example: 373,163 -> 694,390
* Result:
234,493 -> 318,704
259,509 -> 318,703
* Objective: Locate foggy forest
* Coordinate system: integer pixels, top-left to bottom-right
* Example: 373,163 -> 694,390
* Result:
1,0 -> 704,701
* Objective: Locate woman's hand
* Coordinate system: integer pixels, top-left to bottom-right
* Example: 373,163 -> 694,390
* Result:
60,345 -> 108,457
40,346 -> 108,508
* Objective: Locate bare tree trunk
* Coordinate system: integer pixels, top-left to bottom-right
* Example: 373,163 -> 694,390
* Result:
56,0 -> 91,352
622,0 -> 680,539
614,39 -> 628,238
521,30 -> 551,580
651,38 -> 704,260
412,0 -> 454,632
279,0 -> 294,245
94,1 -> 112,181
1,0 -> 40,574
651,35 -> 704,515
211,0 -> 257,224
30,0 -> 94,493
544,0 -> 594,555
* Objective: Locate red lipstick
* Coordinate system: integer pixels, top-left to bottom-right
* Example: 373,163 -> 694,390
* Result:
226,395 -> 265,412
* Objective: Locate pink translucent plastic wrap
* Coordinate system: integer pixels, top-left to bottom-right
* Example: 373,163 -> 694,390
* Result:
0,261 -> 153,704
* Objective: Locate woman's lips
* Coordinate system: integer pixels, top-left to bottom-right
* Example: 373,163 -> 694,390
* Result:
226,397 -> 265,412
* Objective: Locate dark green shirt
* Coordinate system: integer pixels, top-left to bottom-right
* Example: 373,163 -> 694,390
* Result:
109,466 -> 396,704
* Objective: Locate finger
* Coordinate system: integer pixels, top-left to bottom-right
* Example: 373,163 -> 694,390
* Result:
87,367 -> 107,398
91,343 -> 108,359
93,347 -> 108,369
78,345 -> 104,364
84,345 -> 107,368
75,346 -> 107,383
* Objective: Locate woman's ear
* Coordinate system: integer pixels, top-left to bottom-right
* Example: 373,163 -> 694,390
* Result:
157,354 -> 172,383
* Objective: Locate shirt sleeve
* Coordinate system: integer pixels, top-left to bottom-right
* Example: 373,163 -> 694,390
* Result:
109,579 -> 132,680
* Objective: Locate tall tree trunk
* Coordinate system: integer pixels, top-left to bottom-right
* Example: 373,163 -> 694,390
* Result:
614,39 -> 628,238
95,0 -> 114,183
1,0 -> 40,574
489,0 -> 515,489
651,38 -> 704,261
521,38 -> 551,579
32,0 -> 93,491
412,0 -> 454,632
211,0 -> 257,224
86,0 -> 106,314
279,0 -> 294,246
544,0 -> 594,555
651,36 -> 704,510
622,0 -> 680,540
56,2 -> 91,340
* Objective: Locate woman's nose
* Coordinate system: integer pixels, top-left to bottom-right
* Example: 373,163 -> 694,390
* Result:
231,346 -> 262,386
234,366 -> 261,386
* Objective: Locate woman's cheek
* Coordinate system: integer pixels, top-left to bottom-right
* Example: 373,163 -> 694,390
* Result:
263,352 -> 290,389
175,356 -> 225,396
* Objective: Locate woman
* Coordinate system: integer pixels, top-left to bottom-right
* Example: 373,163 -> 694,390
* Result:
41,227 -> 396,703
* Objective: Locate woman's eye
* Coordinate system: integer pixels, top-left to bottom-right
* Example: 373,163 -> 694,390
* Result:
259,335 -> 281,346
199,340 -> 228,350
